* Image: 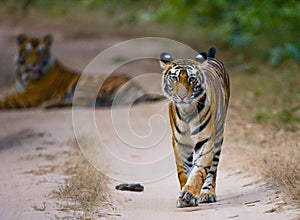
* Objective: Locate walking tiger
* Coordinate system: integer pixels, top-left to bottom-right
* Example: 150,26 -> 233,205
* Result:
160,48 -> 230,207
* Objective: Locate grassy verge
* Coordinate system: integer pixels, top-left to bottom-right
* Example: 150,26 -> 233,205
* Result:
53,151 -> 117,219
230,62 -> 300,207
247,123 -> 300,206
231,64 -> 300,129
262,137 -> 300,203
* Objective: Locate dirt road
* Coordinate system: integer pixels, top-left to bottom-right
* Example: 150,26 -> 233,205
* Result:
0,103 -> 298,219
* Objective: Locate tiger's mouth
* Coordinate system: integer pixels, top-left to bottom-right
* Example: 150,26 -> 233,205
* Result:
17,56 -> 53,76
25,64 -> 42,74
17,64 -> 43,82
172,96 -> 194,105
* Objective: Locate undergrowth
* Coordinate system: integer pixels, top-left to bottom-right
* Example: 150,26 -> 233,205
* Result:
257,128 -> 300,205
3,0 -> 300,65
231,64 -> 300,130
53,152 -> 113,218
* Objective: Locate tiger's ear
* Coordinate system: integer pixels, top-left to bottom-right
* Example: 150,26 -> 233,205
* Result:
44,34 -> 53,46
17,34 -> 27,45
160,52 -> 173,69
195,52 -> 207,63
207,47 -> 216,58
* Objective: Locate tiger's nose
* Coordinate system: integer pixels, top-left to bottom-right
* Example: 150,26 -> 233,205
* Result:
178,84 -> 188,100
178,92 -> 187,100
178,94 -> 187,100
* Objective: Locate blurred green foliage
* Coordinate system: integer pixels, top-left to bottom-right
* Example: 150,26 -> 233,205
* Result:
4,0 -> 300,65
153,0 -> 300,65
232,66 -> 300,128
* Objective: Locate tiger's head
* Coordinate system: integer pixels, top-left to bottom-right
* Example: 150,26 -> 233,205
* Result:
160,49 -> 215,106
15,34 -> 53,91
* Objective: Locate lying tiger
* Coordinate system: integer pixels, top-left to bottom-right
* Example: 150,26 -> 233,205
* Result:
160,48 -> 230,208
0,34 -> 162,109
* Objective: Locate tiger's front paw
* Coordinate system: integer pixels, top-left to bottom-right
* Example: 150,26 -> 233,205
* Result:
199,193 -> 217,203
176,191 -> 199,208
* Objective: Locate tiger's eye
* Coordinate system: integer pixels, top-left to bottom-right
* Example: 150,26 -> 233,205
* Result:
189,76 -> 196,83
193,84 -> 202,92
38,44 -> 44,53
170,75 -> 178,82
25,43 -> 32,54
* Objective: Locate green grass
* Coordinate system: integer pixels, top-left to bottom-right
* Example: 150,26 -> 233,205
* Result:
231,63 -> 300,129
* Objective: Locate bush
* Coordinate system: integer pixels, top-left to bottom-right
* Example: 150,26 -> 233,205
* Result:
3,0 -> 300,64
152,0 -> 300,64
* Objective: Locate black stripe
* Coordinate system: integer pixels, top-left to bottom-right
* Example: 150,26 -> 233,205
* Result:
197,93 -> 206,113
194,138 -> 209,152
194,146 -> 214,163
208,62 -> 221,75
204,166 -> 210,175
175,105 -> 182,120
172,116 -> 186,135
209,169 -> 217,175
208,60 -> 225,78
215,138 -> 224,147
184,154 -> 193,168
214,148 -> 221,157
174,136 -> 192,148
191,114 -> 211,135
187,154 -> 193,162
186,109 -> 198,123
170,110 -> 186,135
213,156 -> 220,163
212,148 -> 221,163
198,106 -> 210,123
184,160 -> 192,168
204,183 -> 213,189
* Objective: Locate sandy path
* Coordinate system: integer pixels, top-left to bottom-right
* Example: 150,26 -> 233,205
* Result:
0,103 -> 298,219
0,110 -> 76,219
